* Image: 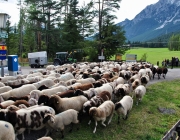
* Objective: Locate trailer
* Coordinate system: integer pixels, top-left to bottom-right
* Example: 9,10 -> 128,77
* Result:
28,51 -> 47,68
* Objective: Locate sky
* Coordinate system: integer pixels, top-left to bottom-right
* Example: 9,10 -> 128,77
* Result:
0,0 -> 159,25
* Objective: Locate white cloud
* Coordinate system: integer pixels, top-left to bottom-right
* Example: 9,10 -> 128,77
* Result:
0,0 -> 159,25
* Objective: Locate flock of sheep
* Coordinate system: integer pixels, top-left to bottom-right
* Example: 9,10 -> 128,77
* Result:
0,61 -> 168,140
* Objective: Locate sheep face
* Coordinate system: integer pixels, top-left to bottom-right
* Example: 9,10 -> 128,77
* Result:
115,103 -> 124,111
43,114 -> 55,124
89,107 -> 98,117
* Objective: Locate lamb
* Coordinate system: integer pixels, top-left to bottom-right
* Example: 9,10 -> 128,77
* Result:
0,120 -> 15,140
0,84 -> 37,100
48,95 -> 88,113
43,109 -> 79,138
133,85 -> 146,105
89,100 -> 115,133
0,86 -> 12,94
115,95 -> 133,124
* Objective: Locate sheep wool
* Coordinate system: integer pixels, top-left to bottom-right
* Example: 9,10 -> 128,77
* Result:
115,95 -> 133,124
133,85 -> 146,105
0,120 -> 15,140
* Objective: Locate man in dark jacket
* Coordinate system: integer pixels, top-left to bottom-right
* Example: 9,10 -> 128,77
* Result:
171,57 -> 175,69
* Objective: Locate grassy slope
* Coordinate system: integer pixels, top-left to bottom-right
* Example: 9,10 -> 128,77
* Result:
51,79 -> 180,140
113,48 -> 180,65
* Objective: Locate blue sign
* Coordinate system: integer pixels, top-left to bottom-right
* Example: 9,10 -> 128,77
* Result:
0,50 -> 7,60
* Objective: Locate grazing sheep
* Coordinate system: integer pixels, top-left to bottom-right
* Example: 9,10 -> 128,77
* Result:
0,120 -> 15,140
43,109 -> 79,138
133,85 -> 146,105
89,100 -> 115,133
0,84 -> 37,100
48,95 -> 88,113
0,86 -> 12,94
115,95 -> 133,124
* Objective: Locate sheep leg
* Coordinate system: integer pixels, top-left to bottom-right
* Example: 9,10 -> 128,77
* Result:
101,119 -> 106,127
44,129 -> 50,136
117,116 -> 120,124
108,114 -> 113,125
69,123 -> 73,132
93,121 -> 97,133
88,120 -> 91,125
61,130 -> 64,139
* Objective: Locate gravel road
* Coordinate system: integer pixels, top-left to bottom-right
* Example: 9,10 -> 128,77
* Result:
19,66 -> 180,140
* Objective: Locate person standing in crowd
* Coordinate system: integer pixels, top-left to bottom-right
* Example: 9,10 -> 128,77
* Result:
171,57 -> 175,69
157,61 -> 159,66
175,57 -> 179,67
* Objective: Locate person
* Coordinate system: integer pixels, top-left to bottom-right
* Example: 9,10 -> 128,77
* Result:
164,59 -> 167,67
162,60 -> 164,66
175,57 -> 179,67
171,57 -> 175,69
157,61 -> 159,66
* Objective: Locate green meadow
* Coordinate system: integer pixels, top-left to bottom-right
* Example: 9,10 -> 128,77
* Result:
51,79 -> 180,140
113,48 -> 180,65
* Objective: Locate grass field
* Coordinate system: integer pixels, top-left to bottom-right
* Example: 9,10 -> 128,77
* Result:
113,48 -> 180,65
51,79 -> 180,140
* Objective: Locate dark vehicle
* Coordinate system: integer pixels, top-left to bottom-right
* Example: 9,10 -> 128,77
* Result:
53,49 -> 83,66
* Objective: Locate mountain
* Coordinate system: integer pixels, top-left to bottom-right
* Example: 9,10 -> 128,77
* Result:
117,0 -> 180,42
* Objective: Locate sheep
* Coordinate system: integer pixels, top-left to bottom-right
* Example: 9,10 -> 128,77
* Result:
115,95 -> 133,124
43,109 -> 79,138
162,67 -> 168,79
132,79 -> 141,90
73,88 -> 96,100
114,84 -> 131,100
83,91 -> 111,114
0,84 -> 37,100
0,100 -> 30,109
7,95 -> 29,102
33,79 -> 55,89
129,74 -> 140,84
138,69 -> 146,78
0,120 -> 15,140
26,72 -> 43,78
37,137 -> 53,140
54,72 -> 75,83
69,83 -> 94,91
29,85 -> 68,100
48,95 -> 88,113
0,76 -> 17,83
89,100 -> 115,133
133,85 -> 146,105
0,82 -> 5,87
115,77 -> 125,86
46,65 -> 55,71
6,105 -> 21,111
145,68 -> 153,80
5,79 -> 30,89
75,78 -> 96,84
28,98 -> 38,106
0,86 -> 12,94
140,74 -> 149,87
4,105 -> 55,140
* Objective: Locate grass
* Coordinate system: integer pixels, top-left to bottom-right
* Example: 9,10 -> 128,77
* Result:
51,79 -> 180,140
113,48 -> 180,65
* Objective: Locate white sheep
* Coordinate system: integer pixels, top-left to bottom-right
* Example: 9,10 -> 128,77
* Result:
115,95 -> 133,124
29,85 -> 68,100
0,76 -> 17,83
89,100 -> 115,133
33,79 -> 55,89
115,77 -> 125,86
46,65 -> 55,71
133,85 -> 146,105
138,69 -> 146,78
76,78 -> 95,84
0,86 -> 12,94
43,109 -> 79,138
0,84 -> 37,100
0,100 -> 15,107
0,120 -> 15,140
0,82 -> 5,87
26,72 -> 43,78
37,137 -> 53,140
54,72 -> 75,83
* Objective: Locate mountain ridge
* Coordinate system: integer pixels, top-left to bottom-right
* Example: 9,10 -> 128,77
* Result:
117,0 -> 180,42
